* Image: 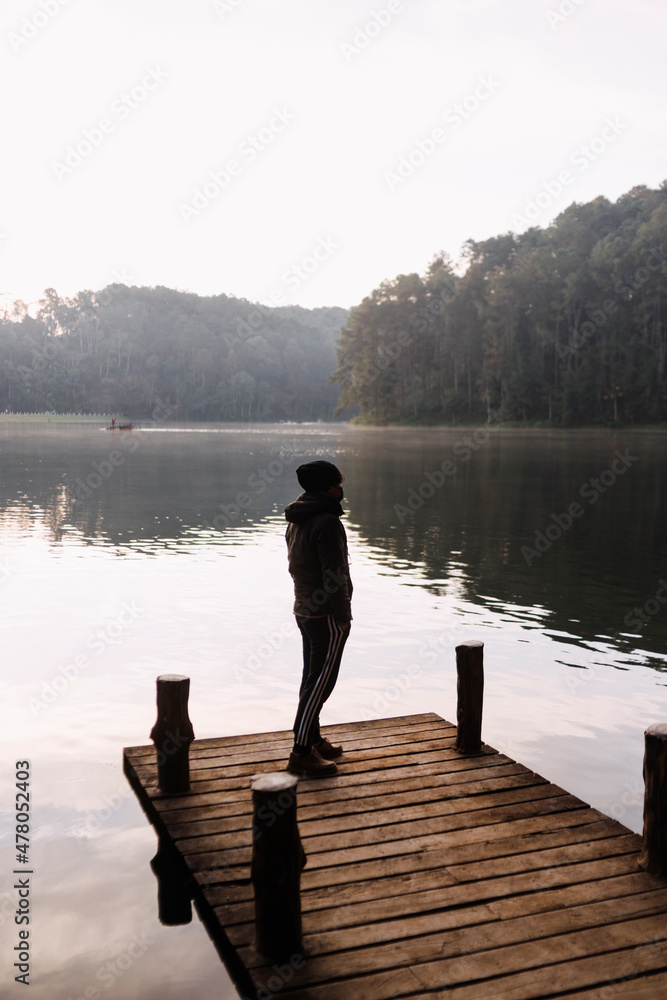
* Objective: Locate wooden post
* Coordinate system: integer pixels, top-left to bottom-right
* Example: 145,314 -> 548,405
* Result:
251,773 -> 306,961
639,723 -> 667,876
455,640 -> 484,755
149,674 -> 194,794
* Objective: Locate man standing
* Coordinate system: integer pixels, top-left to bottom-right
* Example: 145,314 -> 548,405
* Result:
285,461 -> 352,777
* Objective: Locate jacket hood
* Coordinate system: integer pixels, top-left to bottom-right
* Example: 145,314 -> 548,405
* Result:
284,490 -> 344,525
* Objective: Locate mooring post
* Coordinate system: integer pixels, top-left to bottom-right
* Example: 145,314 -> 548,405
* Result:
149,674 -> 194,794
251,773 -> 306,961
639,723 -> 667,876
455,640 -> 484,755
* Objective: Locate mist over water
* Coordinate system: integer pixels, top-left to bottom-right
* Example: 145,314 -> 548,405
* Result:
2,421 -> 666,997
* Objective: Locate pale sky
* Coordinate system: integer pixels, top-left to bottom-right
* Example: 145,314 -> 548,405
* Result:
2,0 -> 665,311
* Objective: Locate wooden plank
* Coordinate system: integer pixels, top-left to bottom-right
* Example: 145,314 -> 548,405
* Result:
124,712 -> 448,758
128,744 -> 511,799
551,968 -> 667,999
274,914 -> 667,1000
302,834 -> 641,911
293,820 -> 634,890
154,760 -> 542,825
300,874 -> 667,961
219,855 -> 653,943
181,805 -> 610,874
193,817 -> 629,901
172,787 -> 585,859
243,891 -> 667,987
410,914 -> 667,999
165,773 -> 554,841
226,871 -> 667,966
129,734 -> 464,787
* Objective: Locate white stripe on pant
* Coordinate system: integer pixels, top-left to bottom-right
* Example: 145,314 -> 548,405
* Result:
294,614 -> 348,748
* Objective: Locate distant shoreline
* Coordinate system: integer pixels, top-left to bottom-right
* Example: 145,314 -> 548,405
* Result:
347,418 -> 667,432
1,413 -> 665,431
0,413 -> 114,423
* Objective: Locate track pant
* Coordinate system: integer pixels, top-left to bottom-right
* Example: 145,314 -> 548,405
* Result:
293,614 -> 350,750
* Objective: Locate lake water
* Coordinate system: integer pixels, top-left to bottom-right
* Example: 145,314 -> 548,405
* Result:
2,421 -> 666,998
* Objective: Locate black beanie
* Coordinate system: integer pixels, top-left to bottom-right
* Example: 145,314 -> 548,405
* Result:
296,461 -> 342,492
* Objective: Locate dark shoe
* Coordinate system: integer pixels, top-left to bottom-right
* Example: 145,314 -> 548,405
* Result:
287,748 -> 337,777
314,737 -> 343,760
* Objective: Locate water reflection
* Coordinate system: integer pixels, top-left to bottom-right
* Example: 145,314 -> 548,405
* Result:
151,835 -> 193,927
2,422 -> 665,663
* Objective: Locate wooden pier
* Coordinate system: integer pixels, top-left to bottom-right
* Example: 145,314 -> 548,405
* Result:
123,712 -> 667,999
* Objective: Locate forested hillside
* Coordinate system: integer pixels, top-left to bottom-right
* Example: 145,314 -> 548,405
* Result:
0,285 -> 347,420
331,184 -> 667,425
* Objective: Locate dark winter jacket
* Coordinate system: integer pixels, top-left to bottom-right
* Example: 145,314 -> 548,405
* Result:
284,490 -> 353,622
